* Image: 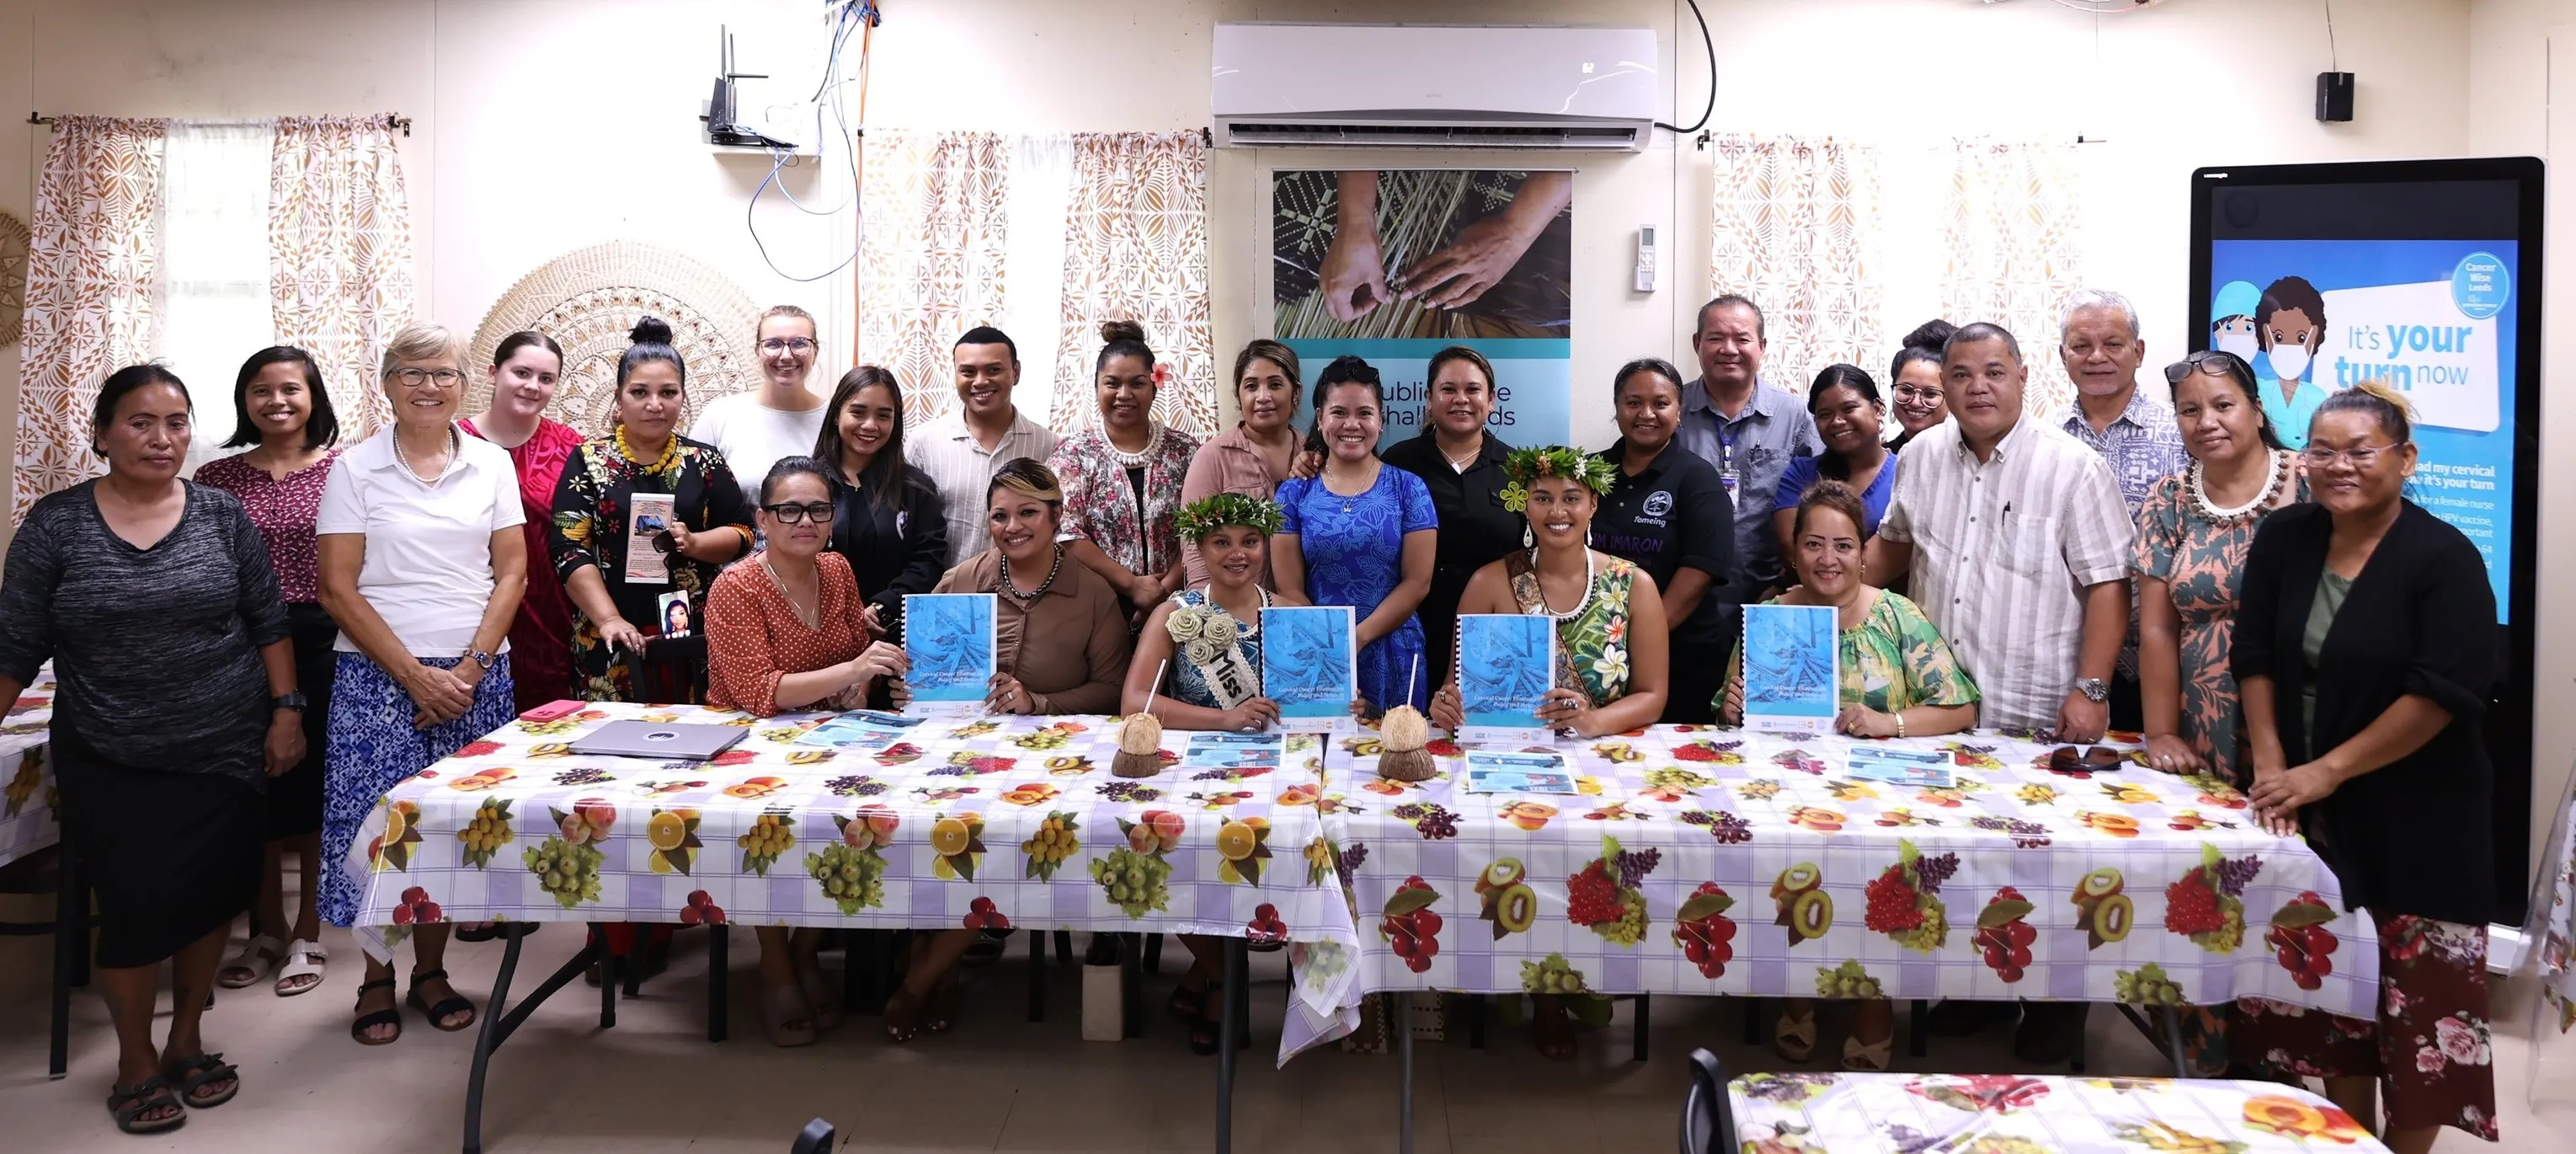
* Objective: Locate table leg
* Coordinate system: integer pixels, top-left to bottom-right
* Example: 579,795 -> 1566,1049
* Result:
707,927 -> 728,1043
463,927 -> 525,1154
1397,991 -> 1414,1154
1122,932 -> 1144,1039
1908,1000 -> 1929,1059
593,924 -> 617,1029
48,849 -> 76,1080
2159,1002 -> 2188,1078
1053,929 -> 1074,966
1145,932 -> 1164,973
1468,993 -> 1485,1050
1027,924 -> 1046,1023
1743,996 -> 1763,1046
1217,938 -> 1245,1154
1633,993 -> 1651,1062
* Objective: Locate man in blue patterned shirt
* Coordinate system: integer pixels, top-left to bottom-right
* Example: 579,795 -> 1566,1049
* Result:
2056,288 -> 2188,734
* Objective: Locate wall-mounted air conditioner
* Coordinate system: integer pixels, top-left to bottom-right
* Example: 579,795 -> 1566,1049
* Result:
1210,23 -> 1661,152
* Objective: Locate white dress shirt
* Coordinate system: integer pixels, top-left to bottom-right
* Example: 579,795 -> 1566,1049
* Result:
315,424 -> 526,658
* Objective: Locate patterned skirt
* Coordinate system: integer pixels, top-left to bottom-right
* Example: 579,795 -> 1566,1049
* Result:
318,652 -> 515,928
2232,912 -> 2499,1141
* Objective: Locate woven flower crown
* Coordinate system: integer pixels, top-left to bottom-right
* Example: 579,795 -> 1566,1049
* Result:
1500,446 -> 1619,512
1176,493 -> 1284,541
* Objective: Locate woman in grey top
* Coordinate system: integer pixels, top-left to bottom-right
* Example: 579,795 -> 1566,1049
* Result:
0,365 -> 301,1134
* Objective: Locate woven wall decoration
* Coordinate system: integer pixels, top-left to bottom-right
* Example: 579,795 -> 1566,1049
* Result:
466,240 -> 765,437
0,209 -> 28,349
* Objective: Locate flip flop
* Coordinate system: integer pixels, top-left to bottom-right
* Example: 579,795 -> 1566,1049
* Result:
216,934 -> 283,990
160,1053 -> 240,1109
106,1076 -> 186,1134
275,939 -> 326,996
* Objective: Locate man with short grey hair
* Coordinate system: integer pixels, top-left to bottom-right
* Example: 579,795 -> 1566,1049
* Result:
2056,289 -> 2188,731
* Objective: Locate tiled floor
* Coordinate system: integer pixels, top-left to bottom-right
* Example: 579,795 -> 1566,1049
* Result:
1,918 -> 2571,1152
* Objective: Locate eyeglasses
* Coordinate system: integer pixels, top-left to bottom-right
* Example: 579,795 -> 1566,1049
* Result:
762,501 -> 836,524
2299,446 -> 2392,470
2163,350 -> 2252,386
760,339 -> 818,355
392,368 -> 466,388
1891,384 -> 1944,402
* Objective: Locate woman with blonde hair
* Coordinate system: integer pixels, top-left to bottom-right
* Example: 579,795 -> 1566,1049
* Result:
690,303 -> 829,489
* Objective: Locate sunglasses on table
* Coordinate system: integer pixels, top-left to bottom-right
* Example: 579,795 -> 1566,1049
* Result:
2048,745 -> 2128,772
762,501 -> 837,524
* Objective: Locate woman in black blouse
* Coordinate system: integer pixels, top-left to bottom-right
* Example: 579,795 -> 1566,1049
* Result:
0,366 -> 301,1133
1589,358 -> 1735,724
2230,382 -> 2501,1151
1379,345 -> 1520,689
812,364 -> 948,639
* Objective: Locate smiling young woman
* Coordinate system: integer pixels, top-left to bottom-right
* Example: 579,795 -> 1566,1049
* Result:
1771,364 -> 1896,558
1589,358 -> 1733,724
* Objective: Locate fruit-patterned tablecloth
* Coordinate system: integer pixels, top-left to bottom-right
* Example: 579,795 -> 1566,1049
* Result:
0,665 -> 59,871
341,704 -> 1363,1064
1727,1071 -> 2390,1153
1316,726 -> 2376,1021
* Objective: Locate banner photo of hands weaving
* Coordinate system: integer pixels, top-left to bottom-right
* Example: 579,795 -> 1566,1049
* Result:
1272,168 -> 1571,450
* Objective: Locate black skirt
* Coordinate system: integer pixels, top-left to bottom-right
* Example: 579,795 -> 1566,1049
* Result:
54,725 -> 263,969
265,601 -> 339,838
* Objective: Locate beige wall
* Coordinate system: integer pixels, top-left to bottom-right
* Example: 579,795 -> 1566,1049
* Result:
0,0 -> 2563,868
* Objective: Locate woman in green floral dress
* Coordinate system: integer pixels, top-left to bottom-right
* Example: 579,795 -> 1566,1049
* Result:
1430,446 -> 1670,1060
1718,479 -> 1981,1070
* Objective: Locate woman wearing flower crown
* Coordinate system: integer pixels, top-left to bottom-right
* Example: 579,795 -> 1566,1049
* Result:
1428,446 -> 1670,1061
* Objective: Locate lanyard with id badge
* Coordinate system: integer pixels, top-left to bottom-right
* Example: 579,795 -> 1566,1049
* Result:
1717,421 -> 1741,498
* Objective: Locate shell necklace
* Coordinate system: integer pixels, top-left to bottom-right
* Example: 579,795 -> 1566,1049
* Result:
1529,546 -> 1597,620
1106,425 -> 1160,469
2189,449 -> 2293,525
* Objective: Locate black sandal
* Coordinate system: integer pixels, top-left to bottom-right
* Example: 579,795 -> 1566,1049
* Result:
1187,990 -> 1223,1056
107,1076 -> 185,1134
406,968 -> 477,1032
160,1053 -> 239,1109
350,977 -> 403,1046
1167,980 -> 1207,1021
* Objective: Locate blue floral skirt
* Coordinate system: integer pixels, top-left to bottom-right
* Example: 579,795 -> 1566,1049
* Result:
319,652 -> 515,928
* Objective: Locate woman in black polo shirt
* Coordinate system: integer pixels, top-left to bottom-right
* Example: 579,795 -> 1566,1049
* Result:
1380,346 -> 1520,690
1589,358 -> 1734,724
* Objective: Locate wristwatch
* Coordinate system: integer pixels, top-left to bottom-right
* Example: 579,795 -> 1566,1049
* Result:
2073,677 -> 2110,703
464,649 -> 498,670
273,691 -> 309,713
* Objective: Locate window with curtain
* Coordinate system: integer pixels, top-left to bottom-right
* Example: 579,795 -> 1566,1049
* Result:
159,120 -> 277,470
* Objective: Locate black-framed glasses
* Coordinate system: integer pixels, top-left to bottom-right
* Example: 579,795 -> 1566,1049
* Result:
2163,350 -> 2252,387
763,501 -> 835,524
759,338 -> 817,355
392,367 -> 466,388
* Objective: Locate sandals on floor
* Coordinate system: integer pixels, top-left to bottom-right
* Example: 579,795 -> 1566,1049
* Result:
1843,1034 -> 1893,1071
883,989 -> 925,1044
216,934 -> 283,990
1773,1008 -> 1819,1064
1167,980 -> 1207,1021
274,939 -> 326,997
160,1053 -> 240,1109
762,982 -> 817,1048
107,1076 -> 186,1134
405,968 -> 477,1032
350,978 -> 403,1046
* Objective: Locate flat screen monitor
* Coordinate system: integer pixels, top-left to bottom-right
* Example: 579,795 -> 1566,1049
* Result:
2189,157 -> 2544,923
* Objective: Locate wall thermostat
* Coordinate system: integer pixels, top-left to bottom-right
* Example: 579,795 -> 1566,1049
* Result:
1635,226 -> 1658,293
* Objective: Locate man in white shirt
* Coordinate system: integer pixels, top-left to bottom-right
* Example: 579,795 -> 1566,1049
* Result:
909,326 -> 1062,567
1867,321 -> 2134,1065
2056,288 -> 2190,732
689,305 -> 829,489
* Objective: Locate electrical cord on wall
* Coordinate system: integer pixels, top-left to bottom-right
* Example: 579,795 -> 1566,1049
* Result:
747,0 -> 878,282
1655,0 -> 1714,136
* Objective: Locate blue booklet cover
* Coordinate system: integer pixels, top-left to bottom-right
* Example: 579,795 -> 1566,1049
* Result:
903,594 -> 996,718
796,709 -> 922,750
1464,750 -> 1577,794
1184,732 -> 1284,769
1741,603 -> 1840,730
1456,614 -> 1555,743
1260,606 -> 1357,735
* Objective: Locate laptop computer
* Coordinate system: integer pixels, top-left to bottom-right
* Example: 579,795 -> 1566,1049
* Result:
568,720 -> 749,761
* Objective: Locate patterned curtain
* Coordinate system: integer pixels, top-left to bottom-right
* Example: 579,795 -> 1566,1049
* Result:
1053,131 -> 1213,434
1707,134 -> 1881,393
271,115 -> 416,438
854,129 -> 1011,429
12,116 -> 166,525
1939,139 -> 2085,417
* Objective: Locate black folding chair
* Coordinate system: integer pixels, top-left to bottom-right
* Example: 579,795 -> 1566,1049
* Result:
789,1117 -> 834,1153
1682,1048 -> 1736,1154
0,843 -> 86,1078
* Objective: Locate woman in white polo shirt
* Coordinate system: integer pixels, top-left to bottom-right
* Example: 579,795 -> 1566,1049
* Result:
315,322 -> 529,1047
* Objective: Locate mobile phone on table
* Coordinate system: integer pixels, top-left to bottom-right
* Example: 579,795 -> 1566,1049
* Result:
520,699 -> 583,723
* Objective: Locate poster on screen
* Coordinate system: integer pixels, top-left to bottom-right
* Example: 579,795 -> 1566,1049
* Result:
1271,168 -> 1571,450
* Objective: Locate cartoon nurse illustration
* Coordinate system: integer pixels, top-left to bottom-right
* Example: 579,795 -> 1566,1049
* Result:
2253,275 -> 2328,450
2210,280 -> 2261,363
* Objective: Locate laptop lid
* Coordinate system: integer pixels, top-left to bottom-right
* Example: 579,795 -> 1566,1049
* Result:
568,720 -> 749,761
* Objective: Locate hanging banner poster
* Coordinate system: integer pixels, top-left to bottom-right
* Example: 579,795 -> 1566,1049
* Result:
1272,169 -> 1571,450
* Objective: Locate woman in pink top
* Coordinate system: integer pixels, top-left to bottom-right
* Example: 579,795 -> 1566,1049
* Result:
195,346 -> 341,1000
1178,340 -> 1303,586
460,331 -> 586,712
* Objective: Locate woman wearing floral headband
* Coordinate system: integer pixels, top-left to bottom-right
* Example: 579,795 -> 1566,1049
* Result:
1429,446 -> 1670,1060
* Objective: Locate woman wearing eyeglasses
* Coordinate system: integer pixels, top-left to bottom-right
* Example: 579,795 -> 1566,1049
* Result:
706,457 -> 909,1045
1885,319 -> 1955,454
2230,383 -> 2503,1151
317,323 -> 529,1045
548,318 -> 752,703
689,305 -> 829,488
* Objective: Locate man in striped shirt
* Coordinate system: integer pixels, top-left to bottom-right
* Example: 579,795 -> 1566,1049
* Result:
1867,321 -> 2135,1066
909,327 -> 1062,568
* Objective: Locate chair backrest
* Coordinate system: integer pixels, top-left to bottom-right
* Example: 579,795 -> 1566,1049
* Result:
788,1117 -> 834,1154
1683,1047 -> 1731,1154
620,631 -> 712,705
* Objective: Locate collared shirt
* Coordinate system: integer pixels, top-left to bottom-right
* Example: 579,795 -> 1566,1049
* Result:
908,407 -> 1062,568
1590,441 -> 1734,644
1675,376 -> 1821,592
2060,387 -> 2189,517
1879,416 -> 2133,730
931,548 -> 1133,714
1177,423 -> 1296,587
314,424 -> 526,658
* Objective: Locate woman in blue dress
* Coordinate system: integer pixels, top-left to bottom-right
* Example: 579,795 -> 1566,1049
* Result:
1271,357 -> 1437,714
1770,363 -> 1896,558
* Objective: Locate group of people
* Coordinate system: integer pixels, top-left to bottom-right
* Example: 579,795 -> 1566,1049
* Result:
0,288 -> 2497,1151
